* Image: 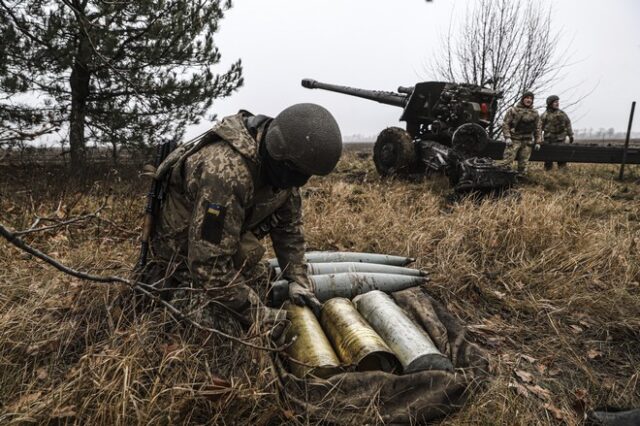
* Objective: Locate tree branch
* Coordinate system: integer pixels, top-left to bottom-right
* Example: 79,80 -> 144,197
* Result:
0,221 -> 288,353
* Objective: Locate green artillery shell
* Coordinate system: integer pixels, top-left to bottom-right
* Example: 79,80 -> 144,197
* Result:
285,303 -> 341,379
320,298 -> 399,372
354,290 -> 453,373
268,273 -> 427,306
273,262 -> 427,277
268,251 -> 415,268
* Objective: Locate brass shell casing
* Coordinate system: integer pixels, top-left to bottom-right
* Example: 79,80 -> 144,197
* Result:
285,303 -> 340,378
320,298 -> 399,372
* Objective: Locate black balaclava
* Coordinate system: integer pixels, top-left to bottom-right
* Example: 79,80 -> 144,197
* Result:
258,125 -> 310,190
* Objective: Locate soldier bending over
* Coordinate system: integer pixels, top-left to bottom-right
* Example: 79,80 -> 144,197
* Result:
147,104 -> 342,326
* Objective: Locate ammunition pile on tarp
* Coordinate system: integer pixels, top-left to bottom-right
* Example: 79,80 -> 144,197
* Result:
267,251 -> 489,423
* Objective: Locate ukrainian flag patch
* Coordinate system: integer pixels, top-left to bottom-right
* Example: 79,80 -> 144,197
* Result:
201,202 -> 226,244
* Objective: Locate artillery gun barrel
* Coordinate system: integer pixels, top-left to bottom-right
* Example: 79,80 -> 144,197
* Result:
302,78 -> 408,108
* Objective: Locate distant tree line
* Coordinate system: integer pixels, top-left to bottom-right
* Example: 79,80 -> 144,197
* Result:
573,128 -> 639,140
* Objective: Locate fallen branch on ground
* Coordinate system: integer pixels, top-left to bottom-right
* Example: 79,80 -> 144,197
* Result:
16,199 -> 109,236
0,221 -> 289,352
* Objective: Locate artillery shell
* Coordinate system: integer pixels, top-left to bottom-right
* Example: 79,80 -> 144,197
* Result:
354,290 -> 453,373
320,298 -> 399,372
268,251 -> 415,268
285,303 -> 341,379
268,273 -> 427,306
304,251 -> 415,266
312,273 -> 426,302
273,262 -> 426,277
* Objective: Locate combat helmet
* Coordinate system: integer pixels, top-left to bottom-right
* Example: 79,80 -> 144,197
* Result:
265,103 -> 342,176
546,95 -> 559,107
522,90 -> 535,100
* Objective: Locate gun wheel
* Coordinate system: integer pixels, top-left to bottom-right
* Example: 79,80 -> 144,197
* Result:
373,127 -> 417,176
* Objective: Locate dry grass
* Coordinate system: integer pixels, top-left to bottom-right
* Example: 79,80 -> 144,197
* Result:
1,154 -> 639,424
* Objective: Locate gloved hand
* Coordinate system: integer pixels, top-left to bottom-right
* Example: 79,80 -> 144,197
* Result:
505,138 -> 513,146
534,143 -> 541,151
258,306 -> 289,341
569,136 -> 574,144
289,282 -> 322,316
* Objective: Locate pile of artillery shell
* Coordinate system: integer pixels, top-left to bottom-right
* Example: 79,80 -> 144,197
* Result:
354,290 -> 454,373
285,304 -> 341,379
268,251 -> 428,307
320,298 -> 400,372
276,252 -> 452,377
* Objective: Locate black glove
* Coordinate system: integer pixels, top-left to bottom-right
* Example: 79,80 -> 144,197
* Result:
289,282 -> 322,316
569,136 -> 574,144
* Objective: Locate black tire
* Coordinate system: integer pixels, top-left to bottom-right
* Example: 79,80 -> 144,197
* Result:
373,127 -> 417,177
451,123 -> 489,156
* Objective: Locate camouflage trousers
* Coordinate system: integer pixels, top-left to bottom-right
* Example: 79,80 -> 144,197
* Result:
499,139 -> 533,174
544,138 -> 568,170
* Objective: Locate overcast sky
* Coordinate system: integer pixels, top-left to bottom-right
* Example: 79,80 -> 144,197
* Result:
186,0 -> 639,140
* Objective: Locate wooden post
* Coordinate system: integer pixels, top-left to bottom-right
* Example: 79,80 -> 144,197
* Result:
619,101 -> 636,180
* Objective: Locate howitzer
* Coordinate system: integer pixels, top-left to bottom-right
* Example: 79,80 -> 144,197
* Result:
302,78 -> 640,192
136,140 -> 175,270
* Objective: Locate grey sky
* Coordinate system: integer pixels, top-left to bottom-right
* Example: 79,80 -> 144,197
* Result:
186,0 -> 639,140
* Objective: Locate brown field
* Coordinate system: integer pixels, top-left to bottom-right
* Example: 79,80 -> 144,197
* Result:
1,153 -> 639,424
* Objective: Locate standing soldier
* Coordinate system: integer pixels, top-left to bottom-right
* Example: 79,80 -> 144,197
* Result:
500,91 -> 542,175
145,103 -> 342,327
541,95 -> 574,170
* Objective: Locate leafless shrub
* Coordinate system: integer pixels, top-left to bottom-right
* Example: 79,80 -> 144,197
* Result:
431,0 -> 582,137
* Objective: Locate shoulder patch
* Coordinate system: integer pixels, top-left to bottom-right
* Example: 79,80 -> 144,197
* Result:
201,203 -> 227,244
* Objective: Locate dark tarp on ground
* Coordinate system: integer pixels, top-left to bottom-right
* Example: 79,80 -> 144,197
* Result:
271,286 -> 490,424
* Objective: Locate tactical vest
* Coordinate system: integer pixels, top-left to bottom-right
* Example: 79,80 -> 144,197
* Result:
515,115 -> 537,133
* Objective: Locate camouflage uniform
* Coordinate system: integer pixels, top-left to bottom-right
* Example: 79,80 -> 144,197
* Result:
500,101 -> 542,174
541,108 -> 573,169
150,112 -> 309,322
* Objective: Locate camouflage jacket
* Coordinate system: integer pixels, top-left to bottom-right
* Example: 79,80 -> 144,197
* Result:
541,108 -> 573,142
502,102 -> 542,144
151,112 -> 309,295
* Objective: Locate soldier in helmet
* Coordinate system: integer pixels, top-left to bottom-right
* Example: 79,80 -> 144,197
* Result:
500,91 -> 542,175
148,104 -> 342,325
541,95 -> 574,170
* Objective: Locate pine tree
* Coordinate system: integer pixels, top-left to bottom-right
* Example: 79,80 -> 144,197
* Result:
0,0 -> 243,168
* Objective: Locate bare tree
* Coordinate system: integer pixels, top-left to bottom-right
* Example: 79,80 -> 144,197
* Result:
432,0 -> 570,137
